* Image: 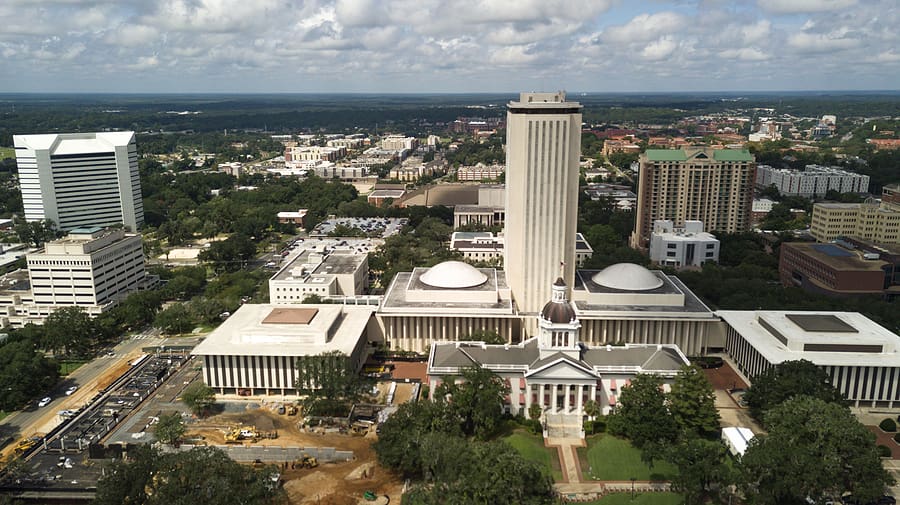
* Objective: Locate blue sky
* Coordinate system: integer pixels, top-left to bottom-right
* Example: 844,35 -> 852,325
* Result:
0,0 -> 896,93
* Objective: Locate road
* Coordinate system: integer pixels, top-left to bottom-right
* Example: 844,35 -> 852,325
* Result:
0,327 -> 163,457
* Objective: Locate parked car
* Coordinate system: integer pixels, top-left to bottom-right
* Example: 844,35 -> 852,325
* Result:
37,397 -> 52,407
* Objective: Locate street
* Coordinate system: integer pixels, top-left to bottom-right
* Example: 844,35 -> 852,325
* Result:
0,327 -> 163,458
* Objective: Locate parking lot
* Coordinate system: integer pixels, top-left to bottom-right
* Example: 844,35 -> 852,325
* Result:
309,217 -> 407,238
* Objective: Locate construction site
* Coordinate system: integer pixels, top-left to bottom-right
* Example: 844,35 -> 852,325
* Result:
0,340 -> 423,504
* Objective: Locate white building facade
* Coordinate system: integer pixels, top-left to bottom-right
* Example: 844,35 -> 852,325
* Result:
504,92 -> 582,317
427,279 -> 690,418
756,164 -> 870,197
649,220 -> 720,268
13,132 -> 144,231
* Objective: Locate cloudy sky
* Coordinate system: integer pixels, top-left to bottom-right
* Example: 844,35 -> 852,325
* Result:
0,0 -> 897,93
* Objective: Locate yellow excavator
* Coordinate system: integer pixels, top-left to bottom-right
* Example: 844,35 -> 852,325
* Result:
224,426 -> 260,443
13,436 -> 42,456
295,454 -> 318,469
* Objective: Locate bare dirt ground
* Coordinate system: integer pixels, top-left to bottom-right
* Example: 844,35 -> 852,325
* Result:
185,407 -> 403,504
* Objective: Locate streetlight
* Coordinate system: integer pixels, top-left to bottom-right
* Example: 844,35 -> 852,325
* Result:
630,477 -> 636,500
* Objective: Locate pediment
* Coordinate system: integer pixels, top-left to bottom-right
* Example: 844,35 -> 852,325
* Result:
526,359 -> 598,380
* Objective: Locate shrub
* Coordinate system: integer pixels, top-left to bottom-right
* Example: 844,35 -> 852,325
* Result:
879,418 -> 897,432
877,445 -> 892,458
894,432 -> 900,444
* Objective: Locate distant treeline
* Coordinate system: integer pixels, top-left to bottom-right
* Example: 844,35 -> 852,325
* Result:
1,92 -> 898,145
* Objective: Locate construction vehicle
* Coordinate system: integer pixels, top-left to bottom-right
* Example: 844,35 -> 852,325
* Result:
224,425 -> 260,443
350,421 -> 371,436
13,436 -> 42,456
296,454 -> 318,469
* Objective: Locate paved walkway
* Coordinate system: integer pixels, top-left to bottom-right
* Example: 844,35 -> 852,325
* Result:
545,437 -> 584,483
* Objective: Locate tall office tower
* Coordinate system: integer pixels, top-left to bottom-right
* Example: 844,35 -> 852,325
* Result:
13,132 -> 144,232
504,92 -> 582,318
630,148 -> 756,250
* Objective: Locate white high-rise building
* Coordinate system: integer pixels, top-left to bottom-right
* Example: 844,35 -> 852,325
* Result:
13,132 -> 144,231
504,92 -> 582,318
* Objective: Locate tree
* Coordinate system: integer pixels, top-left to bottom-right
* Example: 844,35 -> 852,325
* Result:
607,374 -> 678,449
14,218 -> 60,248
665,437 -> 732,505
94,445 -> 284,505
42,306 -> 95,357
154,412 -> 185,445
198,233 -> 257,272
295,351 -> 371,415
463,329 -> 504,344
528,403 -> 542,421
669,365 -> 720,438
154,304 -> 195,335
434,366 -> 509,439
740,396 -> 894,505
0,335 -> 59,410
180,383 -> 216,417
373,401 -> 463,478
743,360 -> 845,422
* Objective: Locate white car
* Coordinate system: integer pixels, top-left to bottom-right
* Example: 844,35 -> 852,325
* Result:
38,397 -> 52,407
65,386 -> 78,396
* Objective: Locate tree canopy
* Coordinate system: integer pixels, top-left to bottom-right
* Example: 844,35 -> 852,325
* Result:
154,412 -> 186,445
180,382 -> 216,417
94,445 -> 284,505
740,396 -> 893,505
434,366 -> 509,439
607,373 -> 678,449
295,350 -> 371,416
669,365 -> 720,438
742,359 -> 845,422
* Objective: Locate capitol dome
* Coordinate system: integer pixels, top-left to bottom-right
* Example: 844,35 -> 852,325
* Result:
591,263 -> 664,291
420,261 -> 488,289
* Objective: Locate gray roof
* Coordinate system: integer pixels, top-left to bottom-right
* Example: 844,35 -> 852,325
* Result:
429,338 -> 688,376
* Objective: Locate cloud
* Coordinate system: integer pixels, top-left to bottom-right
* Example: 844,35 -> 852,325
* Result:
0,0 -> 895,92
641,36 -> 678,60
787,30 -> 860,52
757,0 -> 857,14
602,12 -> 685,44
719,47 -> 769,61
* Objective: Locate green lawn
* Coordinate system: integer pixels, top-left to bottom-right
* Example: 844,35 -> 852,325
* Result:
578,492 -> 685,505
59,360 -> 88,376
0,147 -> 14,160
0,410 -> 8,422
503,430 -> 564,481
578,434 -> 677,482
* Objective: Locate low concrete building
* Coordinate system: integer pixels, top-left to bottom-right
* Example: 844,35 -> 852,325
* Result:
269,248 -> 368,302
720,310 -> 900,407
277,209 -> 308,226
449,232 -> 592,266
649,220 -> 720,268
191,304 -> 374,395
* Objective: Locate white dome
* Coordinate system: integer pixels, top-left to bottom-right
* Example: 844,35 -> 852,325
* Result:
420,261 -> 488,289
591,263 -> 664,291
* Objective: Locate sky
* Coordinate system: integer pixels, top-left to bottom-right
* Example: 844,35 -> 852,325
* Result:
0,0 -> 897,94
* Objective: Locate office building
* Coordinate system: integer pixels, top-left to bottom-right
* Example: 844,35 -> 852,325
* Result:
810,185 -> 900,243
0,227 -> 151,327
269,247 -> 368,302
453,185 -> 506,229
755,165 -> 869,198
504,92 -> 582,316
631,148 -> 756,250
779,241 -> 900,297
649,220 -> 719,268
13,132 -> 144,231
449,232 -> 593,266
720,310 -> 900,407
191,304 -> 373,395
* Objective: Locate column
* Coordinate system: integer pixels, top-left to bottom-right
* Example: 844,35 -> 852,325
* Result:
551,384 -> 558,413
576,385 -> 584,414
525,382 -> 532,411
563,384 -> 570,412
590,384 -> 597,403
540,384 -> 546,410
